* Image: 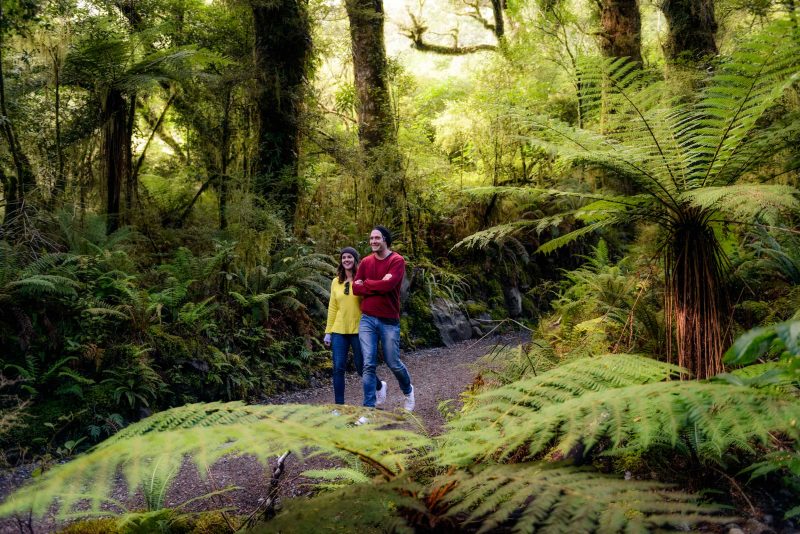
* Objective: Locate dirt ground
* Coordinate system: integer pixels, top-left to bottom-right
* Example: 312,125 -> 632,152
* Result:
0,332 -> 529,533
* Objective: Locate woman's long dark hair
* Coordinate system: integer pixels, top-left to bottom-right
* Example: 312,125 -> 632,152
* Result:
337,254 -> 359,283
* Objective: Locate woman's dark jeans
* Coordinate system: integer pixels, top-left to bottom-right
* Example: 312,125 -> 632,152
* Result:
331,333 -> 380,405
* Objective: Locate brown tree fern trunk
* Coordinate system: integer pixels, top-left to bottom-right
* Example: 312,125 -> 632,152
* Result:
666,212 -> 729,379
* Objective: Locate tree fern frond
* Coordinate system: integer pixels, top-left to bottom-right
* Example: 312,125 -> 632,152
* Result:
440,464 -> 728,533
0,403 -> 429,519
301,467 -> 371,488
451,221 -> 539,252
443,379 -> 800,466
687,20 -> 800,185
440,355 -> 683,465
535,217 -> 619,255
684,184 -> 799,223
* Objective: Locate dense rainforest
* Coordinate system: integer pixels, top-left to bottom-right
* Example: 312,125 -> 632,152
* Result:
1,0 -> 800,531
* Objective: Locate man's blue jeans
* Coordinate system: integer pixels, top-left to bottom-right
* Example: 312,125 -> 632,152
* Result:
360,314 -> 412,407
331,333 -> 381,405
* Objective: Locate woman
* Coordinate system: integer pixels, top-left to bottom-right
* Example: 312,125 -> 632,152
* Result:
324,247 -> 386,405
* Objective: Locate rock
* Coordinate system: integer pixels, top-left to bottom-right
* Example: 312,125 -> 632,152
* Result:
727,529 -> 744,534
503,285 -> 523,317
430,298 -> 473,347
400,268 -> 412,306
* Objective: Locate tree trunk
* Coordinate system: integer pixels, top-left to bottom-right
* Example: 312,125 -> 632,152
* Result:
123,93 -> 136,220
219,88 -> 232,230
599,0 -> 642,64
661,0 -> 717,62
345,0 -> 404,227
491,0 -> 505,39
102,88 -> 129,234
0,8 -> 35,227
345,0 -> 395,152
666,212 -> 729,379
251,0 -> 312,221
51,47 -> 66,203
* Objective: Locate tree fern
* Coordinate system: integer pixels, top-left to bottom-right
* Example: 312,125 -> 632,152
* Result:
443,379 -> 800,466
457,20 -> 800,378
0,403 -> 429,519
440,355 -> 683,465
439,464 -> 727,533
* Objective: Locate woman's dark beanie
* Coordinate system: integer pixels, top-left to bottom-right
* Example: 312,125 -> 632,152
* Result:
340,246 -> 360,262
373,225 -> 392,247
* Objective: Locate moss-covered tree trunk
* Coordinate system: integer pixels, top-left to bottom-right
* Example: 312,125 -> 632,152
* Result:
599,0 -> 642,64
345,0 -> 404,227
102,88 -> 130,234
661,0 -> 717,62
0,7 -> 35,228
345,0 -> 395,153
251,0 -> 312,221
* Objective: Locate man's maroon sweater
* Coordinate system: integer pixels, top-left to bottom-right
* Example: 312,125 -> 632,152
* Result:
352,252 -> 406,320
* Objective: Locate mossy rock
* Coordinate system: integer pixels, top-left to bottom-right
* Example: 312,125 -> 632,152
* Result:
402,293 -> 442,349
464,301 -> 490,318
59,518 -> 120,533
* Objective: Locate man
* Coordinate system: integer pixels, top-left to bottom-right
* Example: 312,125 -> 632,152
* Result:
353,226 -> 415,411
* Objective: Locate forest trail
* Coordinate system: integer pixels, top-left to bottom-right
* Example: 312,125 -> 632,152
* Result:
262,332 -> 527,434
0,333 -> 527,532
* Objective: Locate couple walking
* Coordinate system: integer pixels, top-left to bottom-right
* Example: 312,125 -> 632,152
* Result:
323,226 -> 415,412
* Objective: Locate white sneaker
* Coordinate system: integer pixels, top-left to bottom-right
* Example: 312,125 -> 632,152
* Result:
376,381 -> 388,406
404,385 -> 415,412
355,415 -> 369,426
330,409 -> 340,416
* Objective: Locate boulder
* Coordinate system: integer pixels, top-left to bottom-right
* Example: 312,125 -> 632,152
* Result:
503,285 -> 523,317
430,297 -> 473,347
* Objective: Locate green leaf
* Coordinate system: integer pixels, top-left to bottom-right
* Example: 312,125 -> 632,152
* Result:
723,326 -> 778,365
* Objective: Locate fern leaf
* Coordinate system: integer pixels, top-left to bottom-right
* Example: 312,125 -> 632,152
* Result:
440,464 -> 728,533
0,403 -> 429,519
440,354 -> 683,465
444,379 -> 800,465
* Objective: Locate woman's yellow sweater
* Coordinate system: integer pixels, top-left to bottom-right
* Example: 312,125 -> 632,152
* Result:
324,278 -> 362,334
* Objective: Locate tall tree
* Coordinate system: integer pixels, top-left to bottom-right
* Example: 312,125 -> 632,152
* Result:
661,0 -> 717,62
251,0 -> 312,220
345,0 -> 395,152
598,0 -> 642,64
0,1 -> 37,228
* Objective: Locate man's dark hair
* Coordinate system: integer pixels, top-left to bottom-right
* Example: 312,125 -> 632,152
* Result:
373,225 -> 392,247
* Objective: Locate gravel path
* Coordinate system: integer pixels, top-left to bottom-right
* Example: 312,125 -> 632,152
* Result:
0,332 -> 528,533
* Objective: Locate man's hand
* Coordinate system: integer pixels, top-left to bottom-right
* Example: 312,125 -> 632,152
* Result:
323,333 -> 331,347
355,279 -> 364,285
382,273 -> 392,281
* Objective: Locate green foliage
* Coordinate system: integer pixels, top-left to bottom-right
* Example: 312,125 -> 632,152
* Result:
440,354 -> 684,465
440,464 -> 726,533
0,403 -> 428,519
445,359 -> 800,466
262,478 -> 423,534
724,318 -> 800,378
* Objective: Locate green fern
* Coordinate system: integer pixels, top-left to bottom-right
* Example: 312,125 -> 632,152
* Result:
439,464 -> 727,533
440,354 -> 683,465
444,379 -> 800,466
0,403 -> 429,519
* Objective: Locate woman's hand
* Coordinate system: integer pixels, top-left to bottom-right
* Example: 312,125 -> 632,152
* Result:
324,333 -> 331,347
